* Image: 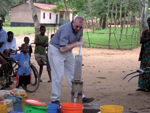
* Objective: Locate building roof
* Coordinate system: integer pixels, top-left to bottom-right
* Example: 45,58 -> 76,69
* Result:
11,2 -> 73,11
33,3 -> 57,10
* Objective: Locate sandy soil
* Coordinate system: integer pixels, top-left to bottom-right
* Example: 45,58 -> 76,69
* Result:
12,34 -> 150,113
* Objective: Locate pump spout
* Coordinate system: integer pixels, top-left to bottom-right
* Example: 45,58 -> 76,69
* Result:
74,91 -> 78,103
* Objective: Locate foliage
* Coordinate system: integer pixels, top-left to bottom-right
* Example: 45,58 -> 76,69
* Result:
0,0 -> 10,17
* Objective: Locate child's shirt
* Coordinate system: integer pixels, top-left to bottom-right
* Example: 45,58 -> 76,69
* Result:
5,37 -> 17,51
34,34 -> 48,55
12,52 -> 31,76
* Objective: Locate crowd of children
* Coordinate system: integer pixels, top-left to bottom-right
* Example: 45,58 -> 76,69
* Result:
0,20 -> 52,90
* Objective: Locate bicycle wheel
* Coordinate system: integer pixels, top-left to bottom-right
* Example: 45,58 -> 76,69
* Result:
0,62 -> 15,90
0,75 -> 7,90
26,64 -> 40,93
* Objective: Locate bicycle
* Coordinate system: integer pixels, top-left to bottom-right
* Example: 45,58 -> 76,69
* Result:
123,67 -> 150,82
0,49 -> 40,93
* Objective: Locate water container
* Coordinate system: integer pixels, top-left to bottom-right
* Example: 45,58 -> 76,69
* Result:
100,105 -> 123,113
61,103 -> 83,113
24,99 -> 48,113
0,95 -> 4,101
12,88 -> 18,94
8,111 -> 23,113
47,103 -> 59,113
0,90 -> 11,99
12,88 -> 26,94
4,99 -> 14,112
0,101 -> 7,113
6,95 -> 22,111
15,93 -> 28,111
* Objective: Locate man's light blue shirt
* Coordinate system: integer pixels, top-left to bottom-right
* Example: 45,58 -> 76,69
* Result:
0,28 -> 7,53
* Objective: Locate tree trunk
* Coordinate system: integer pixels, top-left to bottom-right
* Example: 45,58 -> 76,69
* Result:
119,0 -> 123,41
29,0 -> 40,34
115,2 -> 117,31
139,0 -> 148,31
123,0 -> 127,27
63,0 -> 70,21
108,0 -> 115,48
106,2 -> 110,28
2,16 -> 5,22
99,18 -> 102,29
87,0 -> 94,33
102,16 -> 106,29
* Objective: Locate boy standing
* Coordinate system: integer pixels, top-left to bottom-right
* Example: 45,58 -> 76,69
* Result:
11,44 -> 31,90
34,26 -> 48,82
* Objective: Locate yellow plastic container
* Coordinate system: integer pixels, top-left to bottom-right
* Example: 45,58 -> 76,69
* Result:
100,105 -> 123,113
15,93 -> 28,110
0,101 -> 7,113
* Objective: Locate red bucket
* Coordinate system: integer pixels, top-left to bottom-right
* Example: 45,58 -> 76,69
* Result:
61,103 -> 83,113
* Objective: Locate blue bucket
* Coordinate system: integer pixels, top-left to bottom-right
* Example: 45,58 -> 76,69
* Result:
47,103 -> 59,113
8,111 -> 23,113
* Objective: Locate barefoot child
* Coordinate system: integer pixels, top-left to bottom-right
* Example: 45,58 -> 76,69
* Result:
34,26 -> 48,82
11,44 -> 31,90
24,37 -> 32,57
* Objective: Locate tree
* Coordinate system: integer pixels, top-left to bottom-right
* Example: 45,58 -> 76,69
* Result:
28,0 -> 40,34
139,0 -> 148,31
0,0 -> 11,22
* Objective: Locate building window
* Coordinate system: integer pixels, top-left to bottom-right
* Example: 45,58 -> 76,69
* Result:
49,13 -> 51,19
60,15 -> 63,18
43,13 -> 45,19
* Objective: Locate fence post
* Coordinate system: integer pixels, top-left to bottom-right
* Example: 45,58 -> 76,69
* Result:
113,31 -> 121,49
87,31 -> 91,48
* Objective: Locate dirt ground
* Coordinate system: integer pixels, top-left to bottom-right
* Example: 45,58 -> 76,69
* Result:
13,34 -> 150,113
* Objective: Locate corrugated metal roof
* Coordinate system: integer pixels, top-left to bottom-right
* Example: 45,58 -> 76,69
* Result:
11,2 -> 73,11
33,3 -> 57,10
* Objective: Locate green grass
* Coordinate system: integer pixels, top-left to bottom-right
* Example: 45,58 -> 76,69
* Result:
3,25 -> 141,50
3,27 -> 35,36
83,26 -> 141,49
3,22 -> 10,26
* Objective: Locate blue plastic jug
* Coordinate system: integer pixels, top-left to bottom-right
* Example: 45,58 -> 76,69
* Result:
47,103 -> 59,113
6,96 -> 22,111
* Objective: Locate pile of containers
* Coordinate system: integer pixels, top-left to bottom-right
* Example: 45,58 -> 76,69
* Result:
0,88 -> 27,113
0,89 -> 86,113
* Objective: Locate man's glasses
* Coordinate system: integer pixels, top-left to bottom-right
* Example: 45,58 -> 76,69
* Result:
75,25 -> 83,29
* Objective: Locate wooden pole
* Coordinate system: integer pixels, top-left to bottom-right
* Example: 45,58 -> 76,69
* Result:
108,0 -> 115,49
123,0 -> 127,27
119,0 -> 123,41
131,28 -> 135,49
113,31 -> 121,49
115,0 -> 117,31
87,31 -> 91,48
87,0 -> 94,33
135,31 -> 137,47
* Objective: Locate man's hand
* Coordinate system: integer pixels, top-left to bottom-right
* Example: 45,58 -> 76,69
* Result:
78,39 -> 85,46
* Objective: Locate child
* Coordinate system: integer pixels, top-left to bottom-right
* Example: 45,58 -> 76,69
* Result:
46,34 -> 54,82
24,37 -> 32,57
5,31 -> 17,57
11,44 -> 31,90
34,26 -> 48,82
